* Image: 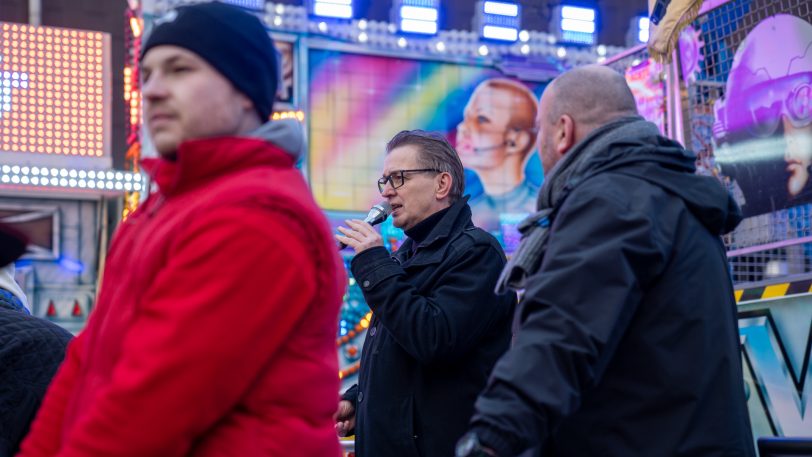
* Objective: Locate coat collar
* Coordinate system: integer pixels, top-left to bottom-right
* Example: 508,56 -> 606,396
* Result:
396,196 -> 473,263
141,136 -> 295,197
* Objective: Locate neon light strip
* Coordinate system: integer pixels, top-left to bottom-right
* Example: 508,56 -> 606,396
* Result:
0,165 -> 143,192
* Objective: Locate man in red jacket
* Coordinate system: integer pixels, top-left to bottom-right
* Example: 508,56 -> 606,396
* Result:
17,3 -> 346,456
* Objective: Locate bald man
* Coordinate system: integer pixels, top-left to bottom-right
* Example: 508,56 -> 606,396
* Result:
455,66 -> 755,457
456,78 -> 539,232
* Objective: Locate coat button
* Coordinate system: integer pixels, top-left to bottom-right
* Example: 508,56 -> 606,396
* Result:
362,280 -> 370,288
358,392 -> 364,403
369,326 -> 376,336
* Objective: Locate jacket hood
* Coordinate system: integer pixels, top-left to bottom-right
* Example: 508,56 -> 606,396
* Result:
589,133 -> 742,235
0,263 -> 29,312
248,118 -> 306,163
141,119 -> 305,196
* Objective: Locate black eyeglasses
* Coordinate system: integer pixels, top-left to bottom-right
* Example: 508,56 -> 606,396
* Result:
377,169 -> 440,194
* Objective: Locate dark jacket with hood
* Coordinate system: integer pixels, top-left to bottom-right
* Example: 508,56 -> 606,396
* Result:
344,197 -> 516,457
469,121 -> 755,456
0,284 -> 72,457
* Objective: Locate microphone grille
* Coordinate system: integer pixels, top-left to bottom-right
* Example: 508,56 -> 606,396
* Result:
377,201 -> 393,215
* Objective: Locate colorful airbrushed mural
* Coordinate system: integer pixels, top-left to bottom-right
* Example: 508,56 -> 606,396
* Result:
711,14 -> 812,218
308,49 -> 546,241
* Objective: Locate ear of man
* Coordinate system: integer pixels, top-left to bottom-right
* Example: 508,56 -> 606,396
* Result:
435,172 -> 453,200
504,129 -> 534,157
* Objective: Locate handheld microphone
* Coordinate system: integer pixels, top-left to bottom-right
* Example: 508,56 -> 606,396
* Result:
338,201 -> 393,250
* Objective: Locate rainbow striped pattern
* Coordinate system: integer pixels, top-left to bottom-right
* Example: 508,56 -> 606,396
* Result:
308,48 -> 545,211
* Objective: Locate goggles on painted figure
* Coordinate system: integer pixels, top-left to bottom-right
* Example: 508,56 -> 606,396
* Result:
746,72 -> 812,137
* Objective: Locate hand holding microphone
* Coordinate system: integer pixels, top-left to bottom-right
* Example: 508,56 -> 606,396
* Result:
335,201 -> 392,253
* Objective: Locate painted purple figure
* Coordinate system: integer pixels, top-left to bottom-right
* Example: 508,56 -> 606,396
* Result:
713,14 -> 812,208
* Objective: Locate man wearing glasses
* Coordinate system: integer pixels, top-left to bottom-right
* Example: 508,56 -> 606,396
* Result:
334,130 -> 515,457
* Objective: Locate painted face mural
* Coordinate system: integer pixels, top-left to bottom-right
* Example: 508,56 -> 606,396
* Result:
712,14 -> 812,217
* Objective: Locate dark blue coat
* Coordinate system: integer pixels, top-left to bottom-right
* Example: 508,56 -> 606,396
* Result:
345,198 -> 516,457
0,292 -> 72,457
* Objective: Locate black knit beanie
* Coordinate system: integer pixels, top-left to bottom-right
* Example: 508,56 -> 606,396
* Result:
141,1 -> 278,121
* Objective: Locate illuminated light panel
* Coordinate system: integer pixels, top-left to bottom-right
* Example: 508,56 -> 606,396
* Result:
393,0 -> 440,36
400,6 -> 438,21
561,18 -> 595,33
554,5 -> 597,44
476,1 -> 521,42
0,165 -> 142,192
638,17 -> 650,43
483,25 -> 518,41
561,5 -> 596,21
0,22 -> 107,157
312,0 -> 353,19
400,18 -> 438,35
222,0 -> 265,10
483,1 -> 519,17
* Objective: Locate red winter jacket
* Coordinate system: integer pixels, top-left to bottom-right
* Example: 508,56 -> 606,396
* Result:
18,126 -> 346,457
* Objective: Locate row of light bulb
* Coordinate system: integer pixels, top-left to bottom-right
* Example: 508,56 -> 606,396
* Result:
260,2 -> 621,65
0,165 -> 143,192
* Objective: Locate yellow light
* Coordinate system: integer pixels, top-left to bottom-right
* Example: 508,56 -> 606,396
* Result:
130,17 -> 142,38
